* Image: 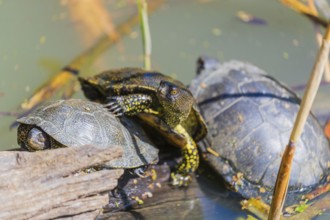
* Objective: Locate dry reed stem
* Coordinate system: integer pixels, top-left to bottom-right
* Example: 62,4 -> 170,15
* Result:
307,0 -> 330,82
138,0 -> 152,70
268,23 -> 330,220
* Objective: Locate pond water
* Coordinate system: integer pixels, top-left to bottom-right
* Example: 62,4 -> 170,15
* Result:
0,0 -> 329,219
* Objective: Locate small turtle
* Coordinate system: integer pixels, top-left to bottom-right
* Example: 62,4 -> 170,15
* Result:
79,68 -> 207,186
190,57 -> 330,206
17,99 -> 159,172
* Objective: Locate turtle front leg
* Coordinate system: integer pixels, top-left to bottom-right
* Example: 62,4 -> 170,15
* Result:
170,124 -> 199,187
137,113 -> 199,187
105,94 -> 152,116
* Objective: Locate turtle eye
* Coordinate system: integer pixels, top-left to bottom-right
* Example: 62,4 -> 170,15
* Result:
27,128 -> 50,151
170,88 -> 178,95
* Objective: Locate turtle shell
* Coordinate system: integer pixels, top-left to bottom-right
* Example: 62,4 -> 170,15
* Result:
78,68 -> 186,102
189,59 -> 330,205
79,68 -> 207,141
17,99 -> 159,168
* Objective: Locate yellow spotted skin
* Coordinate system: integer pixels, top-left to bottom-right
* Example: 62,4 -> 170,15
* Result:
171,124 -> 199,186
137,113 -> 201,186
111,94 -> 152,116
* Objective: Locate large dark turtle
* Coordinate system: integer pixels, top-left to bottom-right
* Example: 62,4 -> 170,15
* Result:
78,68 -> 207,186
17,99 -> 159,170
190,57 -> 330,206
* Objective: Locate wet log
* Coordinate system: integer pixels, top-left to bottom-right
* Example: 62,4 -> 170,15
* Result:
95,159 -> 242,220
0,146 -> 124,220
98,164 -> 206,220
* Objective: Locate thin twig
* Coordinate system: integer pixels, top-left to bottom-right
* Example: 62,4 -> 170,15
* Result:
316,31 -> 330,81
307,0 -> 330,82
268,23 -> 330,220
281,0 -> 328,27
281,0 -> 317,16
138,0 -> 152,70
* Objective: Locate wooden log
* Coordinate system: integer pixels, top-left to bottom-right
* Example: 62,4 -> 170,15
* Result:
0,146 -> 124,220
96,161 -> 242,220
98,164 -> 206,220
0,146 -> 328,220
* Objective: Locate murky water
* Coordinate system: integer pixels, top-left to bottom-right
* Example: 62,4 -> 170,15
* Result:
0,0 -> 329,219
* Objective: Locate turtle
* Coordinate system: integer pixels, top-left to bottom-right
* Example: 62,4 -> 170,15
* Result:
78,68 -> 207,186
17,99 -> 159,172
189,57 -> 330,206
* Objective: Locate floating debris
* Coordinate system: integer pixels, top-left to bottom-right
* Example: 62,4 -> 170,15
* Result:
284,200 -> 310,215
0,110 -> 20,117
325,119 -> 330,139
291,80 -> 330,91
39,35 -> 46,45
236,11 -> 267,26
129,31 -> 138,39
241,198 -> 269,220
259,187 -> 266,193
211,28 -> 222,36
283,52 -> 289,60
14,64 -> 20,71
293,39 -> 299,47
25,86 -> 30,92
198,0 -> 214,3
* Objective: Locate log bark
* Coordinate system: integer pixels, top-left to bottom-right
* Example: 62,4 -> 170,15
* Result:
97,162 -> 240,220
0,146 -> 124,220
100,196 -> 205,220
98,164 -> 206,220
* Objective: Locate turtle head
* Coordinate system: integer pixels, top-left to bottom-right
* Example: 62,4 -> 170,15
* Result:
17,124 -> 52,151
157,81 -> 194,127
17,124 -> 65,151
78,76 -> 107,103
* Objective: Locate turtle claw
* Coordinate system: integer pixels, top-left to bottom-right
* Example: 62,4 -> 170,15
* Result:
170,172 -> 192,187
113,112 -> 124,117
112,106 -> 123,113
104,102 -> 117,108
134,167 -> 147,178
111,109 -> 124,117
104,100 -> 126,117
104,100 -> 121,110
108,105 -> 121,111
